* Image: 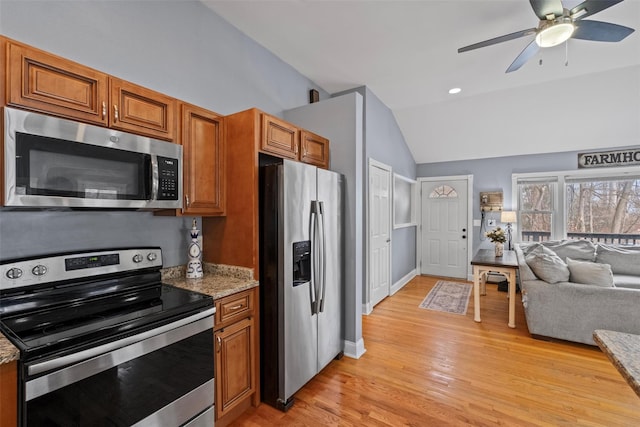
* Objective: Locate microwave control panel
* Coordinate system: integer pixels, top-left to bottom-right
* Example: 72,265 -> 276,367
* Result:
157,156 -> 179,200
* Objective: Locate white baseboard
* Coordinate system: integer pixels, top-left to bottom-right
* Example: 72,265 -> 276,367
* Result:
391,269 -> 417,295
363,269 -> 417,315
362,302 -> 372,315
343,338 -> 366,359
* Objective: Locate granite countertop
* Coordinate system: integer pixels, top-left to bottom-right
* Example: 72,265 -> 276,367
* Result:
0,263 -> 258,365
0,334 -> 20,364
161,263 -> 258,299
593,329 -> 640,399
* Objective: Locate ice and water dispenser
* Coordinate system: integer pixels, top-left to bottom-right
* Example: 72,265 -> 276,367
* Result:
292,241 -> 311,286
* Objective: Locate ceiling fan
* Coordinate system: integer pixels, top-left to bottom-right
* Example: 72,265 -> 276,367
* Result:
458,0 -> 635,73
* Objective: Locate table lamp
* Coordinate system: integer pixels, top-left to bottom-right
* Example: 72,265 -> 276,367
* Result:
501,211 -> 517,251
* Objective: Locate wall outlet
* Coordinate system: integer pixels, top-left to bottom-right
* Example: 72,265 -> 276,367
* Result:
487,219 -> 496,227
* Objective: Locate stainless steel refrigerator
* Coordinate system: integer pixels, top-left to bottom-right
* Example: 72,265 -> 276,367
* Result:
259,159 -> 344,411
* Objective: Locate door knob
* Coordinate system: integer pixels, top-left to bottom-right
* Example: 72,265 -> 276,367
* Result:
462,235 -> 467,239
462,228 -> 467,232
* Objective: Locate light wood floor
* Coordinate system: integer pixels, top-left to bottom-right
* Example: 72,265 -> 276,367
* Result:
231,275 -> 640,426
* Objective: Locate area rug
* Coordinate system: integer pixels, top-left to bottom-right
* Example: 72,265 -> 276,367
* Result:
419,280 -> 472,315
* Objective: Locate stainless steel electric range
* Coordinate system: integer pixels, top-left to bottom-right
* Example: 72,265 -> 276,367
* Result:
0,247 -> 215,427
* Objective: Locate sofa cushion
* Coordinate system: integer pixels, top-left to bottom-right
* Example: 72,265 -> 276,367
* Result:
596,244 -> 640,275
525,244 -> 570,283
566,257 -> 615,287
541,239 -> 597,262
613,274 -> 640,290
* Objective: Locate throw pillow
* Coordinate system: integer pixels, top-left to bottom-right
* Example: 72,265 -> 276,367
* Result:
541,239 -> 597,262
566,257 -> 615,287
596,244 -> 640,275
525,244 -> 570,283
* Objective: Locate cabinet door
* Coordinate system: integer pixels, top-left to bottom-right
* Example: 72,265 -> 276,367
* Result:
0,361 -> 17,426
300,130 -> 330,169
110,78 -> 177,141
215,317 -> 255,419
7,42 -> 108,125
260,114 -> 298,159
181,104 -> 226,216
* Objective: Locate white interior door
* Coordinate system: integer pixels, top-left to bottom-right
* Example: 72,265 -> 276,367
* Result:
369,160 -> 391,308
420,179 -> 468,279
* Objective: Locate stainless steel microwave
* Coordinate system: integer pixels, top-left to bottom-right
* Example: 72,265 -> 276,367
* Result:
3,107 -> 182,209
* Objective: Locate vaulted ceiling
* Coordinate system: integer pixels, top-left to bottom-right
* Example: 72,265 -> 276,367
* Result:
203,1 -> 640,164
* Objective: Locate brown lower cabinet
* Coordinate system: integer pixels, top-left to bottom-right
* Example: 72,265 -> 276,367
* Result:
0,361 -> 17,427
214,288 -> 258,425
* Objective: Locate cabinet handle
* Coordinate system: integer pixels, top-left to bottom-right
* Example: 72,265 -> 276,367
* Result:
185,195 -> 190,207
113,105 -> 119,122
102,102 -> 106,119
229,304 -> 243,311
216,336 -> 222,352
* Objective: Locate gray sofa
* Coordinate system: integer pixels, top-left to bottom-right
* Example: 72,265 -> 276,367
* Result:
515,240 -> 640,345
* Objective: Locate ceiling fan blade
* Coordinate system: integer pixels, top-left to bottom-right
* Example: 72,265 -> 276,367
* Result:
458,28 -> 537,53
572,20 -> 635,42
506,39 -> 540,73
530,0 -> 564,20
570,0 -> 624,21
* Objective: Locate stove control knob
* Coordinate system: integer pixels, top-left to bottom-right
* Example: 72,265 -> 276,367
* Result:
132,253 -> 143,263
6,268 -> 23,280
32,265 -> 47,276
147,252 -> 158,262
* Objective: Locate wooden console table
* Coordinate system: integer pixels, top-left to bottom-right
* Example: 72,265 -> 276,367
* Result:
471,249 -> 519,328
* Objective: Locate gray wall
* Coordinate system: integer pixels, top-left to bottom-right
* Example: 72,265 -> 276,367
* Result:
416,145 -> 639,254
362,88 -> 416,286
0,0 -> 328,265
333,86 -> 418,297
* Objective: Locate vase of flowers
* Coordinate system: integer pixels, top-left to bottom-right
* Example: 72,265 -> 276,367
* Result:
486,227 -> 506,257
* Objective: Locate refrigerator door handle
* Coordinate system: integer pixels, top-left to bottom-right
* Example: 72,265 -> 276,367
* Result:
318,201 -> 327,313
310,201 -> 319,315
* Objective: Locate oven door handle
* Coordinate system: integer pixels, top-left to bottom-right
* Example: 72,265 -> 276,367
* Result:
28,307 -> 216,381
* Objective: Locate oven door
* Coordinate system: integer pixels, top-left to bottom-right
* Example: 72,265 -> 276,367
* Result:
22,309 -> 215,427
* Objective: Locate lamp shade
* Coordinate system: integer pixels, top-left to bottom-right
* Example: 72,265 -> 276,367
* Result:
501,211 -> 517,224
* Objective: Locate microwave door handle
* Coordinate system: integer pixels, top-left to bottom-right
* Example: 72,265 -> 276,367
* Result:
150,155 -> 159,201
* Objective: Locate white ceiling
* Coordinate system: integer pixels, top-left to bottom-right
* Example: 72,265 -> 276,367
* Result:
202,0 -> 640,164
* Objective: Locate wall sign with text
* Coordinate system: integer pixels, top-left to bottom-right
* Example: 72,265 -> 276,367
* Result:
578,148 -> 640,169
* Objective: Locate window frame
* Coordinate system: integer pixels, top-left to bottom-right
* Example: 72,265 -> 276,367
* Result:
512,166 -> 640,242
393,173 -> 417,229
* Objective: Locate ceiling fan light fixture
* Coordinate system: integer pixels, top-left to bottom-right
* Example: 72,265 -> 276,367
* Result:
535,22 -> 575,48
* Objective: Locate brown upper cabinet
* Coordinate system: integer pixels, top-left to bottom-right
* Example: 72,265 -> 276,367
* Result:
260,114 -> 298,160
202,108 -> 330,278
6,39 -> 177,141
180,103 -> 226,216
7,41 -> 109,126
300,130 -> 330,169
260,111 -> 330,168
109,78 -> 176,141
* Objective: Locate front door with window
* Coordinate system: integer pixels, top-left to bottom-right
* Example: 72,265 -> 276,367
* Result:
420,179 -> 468,278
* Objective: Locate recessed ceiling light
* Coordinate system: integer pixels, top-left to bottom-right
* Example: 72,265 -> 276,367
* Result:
449,87 -> 462,94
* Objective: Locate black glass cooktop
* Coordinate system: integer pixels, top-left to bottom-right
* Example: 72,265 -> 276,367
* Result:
0,272 -> 213,361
